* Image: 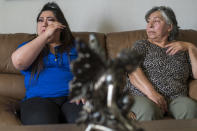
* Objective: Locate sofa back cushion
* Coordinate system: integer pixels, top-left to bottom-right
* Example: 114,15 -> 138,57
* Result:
0,32 -> 105,99
0,33 -> 36,74
106,30 -> 147,58
0,32 -> 106,74
176,30 -> 197,46
106,29 -> 197,58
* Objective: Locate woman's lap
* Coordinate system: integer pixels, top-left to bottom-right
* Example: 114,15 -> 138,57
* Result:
131,96 -> 197,121
61,102 -> 83,123
20,97 -> 82,125
169,96 -> 197,119
131,96 -> 163,121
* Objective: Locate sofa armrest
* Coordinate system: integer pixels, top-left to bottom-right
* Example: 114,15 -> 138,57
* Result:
0,96 -> 21,125
189,80 -> 197,101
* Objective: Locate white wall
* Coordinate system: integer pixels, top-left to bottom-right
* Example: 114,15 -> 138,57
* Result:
0,0 -> 197,33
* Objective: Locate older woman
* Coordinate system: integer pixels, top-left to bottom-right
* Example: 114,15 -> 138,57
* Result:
126,6 -> 197,121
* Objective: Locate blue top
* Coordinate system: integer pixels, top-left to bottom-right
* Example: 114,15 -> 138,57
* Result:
18,41 -> 78,100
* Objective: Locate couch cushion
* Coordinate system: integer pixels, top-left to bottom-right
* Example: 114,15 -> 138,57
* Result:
0,74 -> 25,100
0,32 -> 106,74
0,33 -> 36,74
176,30 -> 197,46
0,32 -> 106,99
106,30 -> 147,58
106,29 -> 197,58
189,80 -> 197,101
0,95 -> 21,125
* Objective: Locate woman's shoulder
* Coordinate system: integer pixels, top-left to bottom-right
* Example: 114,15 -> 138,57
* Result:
133,39 -> 149,48
134,39 -> 148,45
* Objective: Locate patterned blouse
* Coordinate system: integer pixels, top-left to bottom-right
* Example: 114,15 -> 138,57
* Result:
126,40 -> 193,102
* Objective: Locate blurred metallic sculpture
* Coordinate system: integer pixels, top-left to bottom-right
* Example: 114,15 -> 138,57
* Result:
70,34 -> 143,131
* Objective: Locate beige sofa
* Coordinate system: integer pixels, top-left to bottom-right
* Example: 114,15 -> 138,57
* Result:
0,29 -> 197,125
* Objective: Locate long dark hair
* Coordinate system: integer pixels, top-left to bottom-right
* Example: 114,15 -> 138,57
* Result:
145,6 -> 180,41
31,2 -> 74,79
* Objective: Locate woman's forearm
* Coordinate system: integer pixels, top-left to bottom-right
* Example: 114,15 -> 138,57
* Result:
188,44 -> 197,79
129,68 -> 167,111
11,33 -> 48,70
128,68 -> 157,97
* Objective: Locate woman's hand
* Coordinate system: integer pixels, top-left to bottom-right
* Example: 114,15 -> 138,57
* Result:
129,68 -> 167,112
166,41 -> 197,79
165,41 -> 193,55
70,98 -> 86,105
44,21 -> 65,39
147,91 -> 168,112
11,22 -> 65,70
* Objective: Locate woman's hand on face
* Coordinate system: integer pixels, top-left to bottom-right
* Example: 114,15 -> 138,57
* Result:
70,98 -> 86,105
165,41 -> 193,55
44,21 -> 65,39
148,91 -> 168,112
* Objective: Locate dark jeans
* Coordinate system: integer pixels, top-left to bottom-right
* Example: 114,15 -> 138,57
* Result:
20,97 -> 83,125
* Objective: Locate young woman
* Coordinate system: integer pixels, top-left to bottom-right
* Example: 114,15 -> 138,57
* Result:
11,2 -> 84,125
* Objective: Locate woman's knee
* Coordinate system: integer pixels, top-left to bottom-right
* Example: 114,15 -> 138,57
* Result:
20,97 -> 60,125
131,96 -> 163,121
170,96 -> 197,119
21,111 -> 60,125
61,102 -> 83,123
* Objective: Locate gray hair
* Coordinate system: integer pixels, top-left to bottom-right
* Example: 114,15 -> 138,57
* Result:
145,6 -> 180,41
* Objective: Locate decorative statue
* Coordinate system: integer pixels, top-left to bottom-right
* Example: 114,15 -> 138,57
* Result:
69,34 -> 143,131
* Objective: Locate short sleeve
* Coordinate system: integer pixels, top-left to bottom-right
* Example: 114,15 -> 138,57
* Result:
18,41 -> 29,49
